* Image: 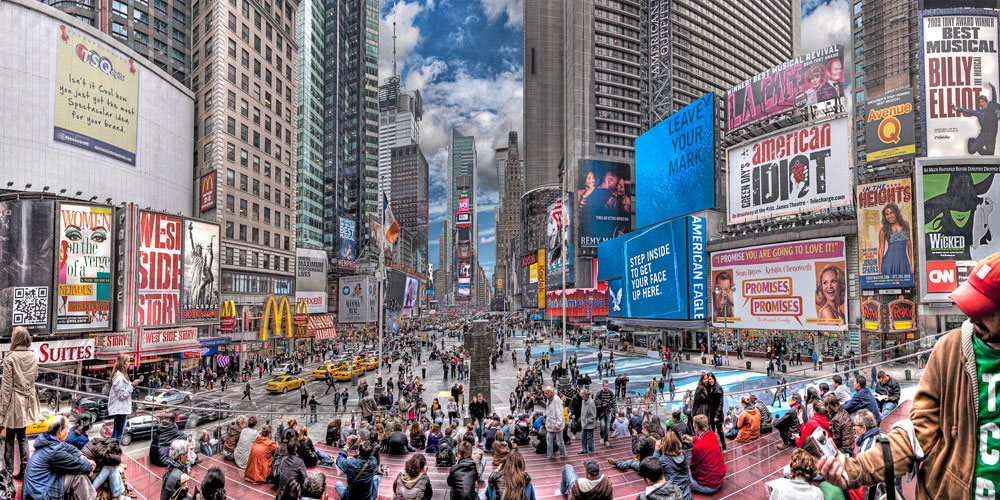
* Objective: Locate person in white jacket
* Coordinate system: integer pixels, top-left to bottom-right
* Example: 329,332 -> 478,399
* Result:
543,386 -> 566,459
107,354 -> 141,443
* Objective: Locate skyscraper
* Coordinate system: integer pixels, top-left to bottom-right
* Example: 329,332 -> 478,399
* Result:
379,75 -> 422,203
390,144 -> 429,269
447,129 -> 477,303
494,131 -> 523,309
324,0 -> 379,275
294,0 -> 324,249
524,0 -> 801,287
191,0 -> 299,328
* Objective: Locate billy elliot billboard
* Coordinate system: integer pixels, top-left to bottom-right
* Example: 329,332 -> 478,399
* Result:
857,179 -> 916,289
711,237 -> 848,332
919,9 -> 1000,157
864,89 -> 917,163
916,158 -> 1000,301
726,117 -> 852,223
725,45 -> 845,132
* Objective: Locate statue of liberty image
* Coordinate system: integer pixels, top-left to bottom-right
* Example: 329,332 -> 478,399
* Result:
188,223 -> 216,307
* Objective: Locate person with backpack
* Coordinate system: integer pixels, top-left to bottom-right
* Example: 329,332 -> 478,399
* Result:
447,442 -> 482,500
435,428 -> 457,467
333,437 -> 380,500
274,438 -> 307,500
393,454 -> 432,500
594,381 -> 616,446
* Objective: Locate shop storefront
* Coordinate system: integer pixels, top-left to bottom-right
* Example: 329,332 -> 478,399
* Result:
3,338 -> 97,391
134,326 -> 201,377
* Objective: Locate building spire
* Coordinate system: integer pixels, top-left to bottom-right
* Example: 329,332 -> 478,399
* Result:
392,0 -> 398,78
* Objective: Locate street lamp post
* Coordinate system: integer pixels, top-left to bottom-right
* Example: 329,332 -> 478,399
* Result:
714,284 -> 730,367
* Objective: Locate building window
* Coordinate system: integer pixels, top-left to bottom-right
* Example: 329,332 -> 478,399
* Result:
264,186 -> 270,202
240,124 -> 248,141
252,179 -> 259,196
226,169 -> 235,186
252,227 -> 259,243
228,12 -> 237,30
226,195 -> 234,211
240,149 -> 248,167
240,173 -> 248,191
263,230 -> 270,245
241,24 -> 249,42
239,198 -> 247,216
227,117 -> 236,135
239,225 -> 246,241
225,221 -> 234,238
241,49 -> 249,68
252,203 -> 259,220
227,90 -> 236,110
226,142 -> 235,161
264,207 -> 270,222
254,156 -> 261,173
227,64 -> 236,83
111,22 -> 128,40
240,99 -> 249,118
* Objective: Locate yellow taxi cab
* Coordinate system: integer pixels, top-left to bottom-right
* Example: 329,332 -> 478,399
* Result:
312,363 -> 339,379
333,362 -> 365,381
2,411 -> 62,436
266,375 -> 305,393
359,357 -> 378,372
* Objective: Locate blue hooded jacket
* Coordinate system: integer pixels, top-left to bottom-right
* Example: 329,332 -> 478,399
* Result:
22,432 -> 94,500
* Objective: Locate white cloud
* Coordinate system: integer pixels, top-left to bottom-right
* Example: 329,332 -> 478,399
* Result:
379,0 -> 425,82
478,0 -> 522,28
801,0 -> 850,53
479,227 -> 496,244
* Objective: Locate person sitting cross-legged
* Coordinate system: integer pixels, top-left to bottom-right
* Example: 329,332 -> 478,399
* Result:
333,436 -> 381,500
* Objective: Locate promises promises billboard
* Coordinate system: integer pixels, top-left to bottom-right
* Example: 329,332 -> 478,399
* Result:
857,179 -> 915,289
597,215 -> 706,320
711,237 -> 848,331
725,45 -> 845,132
636,92 -> 715,228
916,159 -> 1000,300
56,203 -> 113,331
726,117 -> 851,223
919,10 -> 1000,157
53,25 -> 139,165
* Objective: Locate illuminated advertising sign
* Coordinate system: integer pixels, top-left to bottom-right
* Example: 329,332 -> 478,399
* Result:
295,248 -> 328,314
338,276 -> 370,323
597,215 -> 706,320
55,203 -> 113,331
199,172 -> 216,212
136,212 -> 181,326
545,288 -> 609,318
710,237 -> 848,331
180,220 -> 220,321
537,249 -> 546,309
456,212 -> 472,227
338,217 -> 356,271
458,194 -> 470,212
576,159 -> 632,253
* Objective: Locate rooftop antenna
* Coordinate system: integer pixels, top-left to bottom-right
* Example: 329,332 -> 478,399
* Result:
392,0 -> 398,78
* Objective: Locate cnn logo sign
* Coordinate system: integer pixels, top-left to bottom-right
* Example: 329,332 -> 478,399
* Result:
926,261 -> 957,293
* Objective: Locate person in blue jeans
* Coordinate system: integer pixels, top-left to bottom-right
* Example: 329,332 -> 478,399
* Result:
333,436 -> 380,500
560,459 -> 613,499
579,390 -> 597,454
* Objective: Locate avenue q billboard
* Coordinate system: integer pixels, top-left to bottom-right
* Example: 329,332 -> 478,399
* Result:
726,117 -> 852,223
726,45 -> 845,132
597,215 -> 706,320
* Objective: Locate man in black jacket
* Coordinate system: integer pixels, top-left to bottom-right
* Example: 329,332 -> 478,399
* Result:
469,394 -> 489,440
446,441 -> 481,500
773,394 -> 802,450
875,371 -> 901,414
594,380 -> 616,446
385,423 -> 412,455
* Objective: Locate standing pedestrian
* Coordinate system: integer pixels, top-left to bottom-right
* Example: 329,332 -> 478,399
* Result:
0,327 -> 40,478
309,396 -> 319,423
242,383 -> 252,401
108,354 -> 141,443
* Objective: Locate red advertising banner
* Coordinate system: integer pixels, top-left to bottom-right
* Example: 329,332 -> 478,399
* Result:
199,172 -> 216,211
137,212 -> 182,326
141,327 -> 197,346
220,316 -> 235,334
545,288 -> 609,317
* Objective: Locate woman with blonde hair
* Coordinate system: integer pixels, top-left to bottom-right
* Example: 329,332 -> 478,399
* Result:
815,265 -> 846,323
108,353 -> 142,443
1,326 -> 40,478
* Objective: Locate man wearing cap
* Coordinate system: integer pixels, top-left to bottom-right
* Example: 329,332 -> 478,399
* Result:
559,459 -> 613,500
819,252 -> 1000,499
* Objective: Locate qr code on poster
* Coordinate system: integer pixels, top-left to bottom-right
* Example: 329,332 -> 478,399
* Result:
12,286 -> 48,326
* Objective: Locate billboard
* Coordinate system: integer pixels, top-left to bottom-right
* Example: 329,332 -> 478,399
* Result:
0,200 -> 55,337
53,25 -> 139,165
55,203 -> 113,331
726,117 -> 852,223
857,179 -> 916,289
919,10 -> 1000,157
458,260 -> 472,285
710,237 -> 848,331
537,249 -> 546,309
597,215 -> 707,320
295,248 -> 328,314
576,159 -> 632,253
916,159 -> 1000,300
338,276 -> 370,323
199,172 -> 216,212
520,252 -> 538,308
545,288 -> 609,318
179,220 -> 219,321
726,45 -> 845,132
864,89 -> 916,163
546,194 -> 573,283
456,212 -> 472,227
136,211 -> 181,326
860,292 -> 917,333
458,285 -> 471,298
636,92 -> 716,227
403,276 -> 418,309
458,194 -> 470,212
338,216 -> 356,271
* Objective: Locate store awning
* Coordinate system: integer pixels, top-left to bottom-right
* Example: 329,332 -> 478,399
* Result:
308,314 -> 336,330
610,318 -> 708,329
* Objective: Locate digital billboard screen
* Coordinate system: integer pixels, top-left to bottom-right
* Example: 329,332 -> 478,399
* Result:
597,215 -> 706,320
576,159 -> 632,253
636,92 -> 715,228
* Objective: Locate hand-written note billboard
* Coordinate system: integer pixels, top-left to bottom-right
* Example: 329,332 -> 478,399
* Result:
137,212 -> 181,326
919,10 -> 1000,157
711,238 -> 848,331
56,203 -> 113,331
53,24 -> 139,165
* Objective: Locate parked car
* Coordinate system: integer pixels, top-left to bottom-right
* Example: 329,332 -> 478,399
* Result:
273,362 -> 302,376
73,396 -> 109,422
266,375 -> 305,393
171,401 -> 234,429
145,390 -> 191,405
99,411 -> 159,445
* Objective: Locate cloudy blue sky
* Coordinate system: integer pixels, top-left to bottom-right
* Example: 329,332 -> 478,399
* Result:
398,0 -> 849,283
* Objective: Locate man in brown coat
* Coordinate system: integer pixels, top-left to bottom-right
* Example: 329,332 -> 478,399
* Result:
820,251 -> 1000,499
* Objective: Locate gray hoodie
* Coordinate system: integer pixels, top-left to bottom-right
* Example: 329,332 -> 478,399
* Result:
580,398 -> 597,430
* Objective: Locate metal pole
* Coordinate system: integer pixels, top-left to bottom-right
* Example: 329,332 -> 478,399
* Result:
561,195 -> 567,365
377,188 -> 385,383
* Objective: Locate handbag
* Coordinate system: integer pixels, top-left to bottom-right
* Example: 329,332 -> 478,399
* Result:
0,469 -> 14,500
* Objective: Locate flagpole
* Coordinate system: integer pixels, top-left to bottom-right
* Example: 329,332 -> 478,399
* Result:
561,185 -> 567,366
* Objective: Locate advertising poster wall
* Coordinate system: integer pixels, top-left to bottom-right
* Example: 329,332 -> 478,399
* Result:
180,220 -> 219,321
338,216 -> 356,271
403,277 -> 418,309
916,159 -> 1000,300
546,194 -> 574,283
0,200 -> 55,337
725,45 -> 845,132
857,179 -> 915,288
295,248 -> 328,313
537,250 -> 546,309
636,92 -> 715,227
55,203 -> 113,331
53,25 -> 139,165
338,276 -> 369,323
864,89 -> 916,163
919,10 -> 1000,157
860,292 -> 916,333
726,117 -> 851,223
199,173 -> 216,212
597,215 -> 706,320
576,159 -> 632,254
137,212 -> 181,326
710,237 -> 848,331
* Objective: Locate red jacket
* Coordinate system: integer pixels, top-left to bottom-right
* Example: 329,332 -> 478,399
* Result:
795,413 -> 831,449
690,430 -> 726,488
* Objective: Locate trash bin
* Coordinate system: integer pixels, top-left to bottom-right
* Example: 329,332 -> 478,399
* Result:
746,361 -> 752,370
905,369 -> 911,381
351,373 -> 358,386
701,356 -> 707,364
685,353 -> 690,361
